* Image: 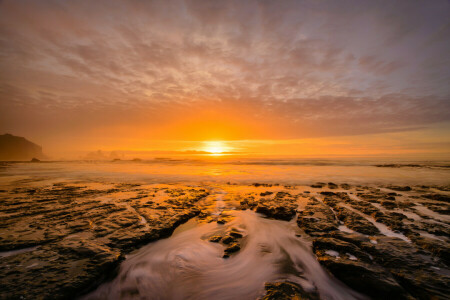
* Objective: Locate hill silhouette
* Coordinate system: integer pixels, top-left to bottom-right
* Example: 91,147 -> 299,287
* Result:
0,134 -> 44,161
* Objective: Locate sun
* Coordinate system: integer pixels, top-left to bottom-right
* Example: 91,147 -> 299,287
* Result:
203,141 -> 227,155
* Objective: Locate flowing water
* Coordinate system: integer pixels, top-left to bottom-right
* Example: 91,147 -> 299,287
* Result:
83,209 -> 367,300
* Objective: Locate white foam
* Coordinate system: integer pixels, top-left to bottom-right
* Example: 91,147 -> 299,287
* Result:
340,204 -> 410,243
325,250 -> 340,258
346,253 -> 357,260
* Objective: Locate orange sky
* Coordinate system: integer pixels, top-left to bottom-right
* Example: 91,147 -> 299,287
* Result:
0,0 -> 449,159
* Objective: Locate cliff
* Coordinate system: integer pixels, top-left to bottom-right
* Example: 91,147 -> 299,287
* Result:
0,134 -> 44,161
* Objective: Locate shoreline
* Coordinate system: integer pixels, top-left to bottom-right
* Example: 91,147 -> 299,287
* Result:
1,178 -> 449,299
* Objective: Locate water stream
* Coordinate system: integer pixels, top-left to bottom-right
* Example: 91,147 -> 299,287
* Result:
83,208 -> 367,300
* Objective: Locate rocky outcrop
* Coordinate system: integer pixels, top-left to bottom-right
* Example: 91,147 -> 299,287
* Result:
261,281 -> 319,300
255,192 -> 297,221
0,133 -> 44,161
296,187 -> 450,300
0,183 -> 209,299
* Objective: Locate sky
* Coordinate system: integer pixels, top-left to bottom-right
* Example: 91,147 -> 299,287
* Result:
0,0 -> 449,158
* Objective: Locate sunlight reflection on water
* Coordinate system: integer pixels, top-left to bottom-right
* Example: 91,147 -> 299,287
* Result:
1,158 -> 449,186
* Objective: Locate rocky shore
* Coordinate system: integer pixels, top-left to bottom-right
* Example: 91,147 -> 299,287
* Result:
1,180 -> 449,299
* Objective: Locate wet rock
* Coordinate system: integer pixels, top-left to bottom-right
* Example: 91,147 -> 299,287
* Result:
256,204 -> 296,221
0,241 -> 123,299
334,206 -> 380,236
221,235 -> 236,244
340,183 -> 351,189
318,255 -> 409,299
328,182 -> 338,189
0,184 -> 209,299
208,235 -> 222,243
297,197 -> 338,235
409,236 -> 450,265
366,236 -> 450,299
313,237 -> 372,263
380,200 -> 397,209
229,229 -> 244,238
422,193 -> 450,203
224,243 -> 240,257
310,182 -> 325,188
388,186 -> 412,192
255,193 -> 297,221
239,196 -> 257,210
260,191 -> 273,196
261,281 -> 319,300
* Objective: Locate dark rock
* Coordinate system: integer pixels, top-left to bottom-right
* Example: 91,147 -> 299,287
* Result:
260,191 -> 273,196
313,237 -> 372,263
318,256 -> 408,299
388,186 -> 412,192
262,281 -> 319,300
221,235 -> 236,244
340,183 -> 351,189
256,204 -> 296,221
422,193 -> 450,203
335,207 -> 380,235
297,197 -> 339,235
255,194 -> 297,221
229,229 -> 243,238
208,235 -> 222,243
328,182 -> 338,189
368,237 -> 450,299
0,134 -> 45,161
224,243 -> 240,256
311,183 -> 324,188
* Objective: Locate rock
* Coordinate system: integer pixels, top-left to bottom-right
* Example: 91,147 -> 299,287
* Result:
224,243 -> 240,257
256,204 -> 296,221
340,183 -> 351,189
388,186 -> 412,192
221,235 -> 236,244
0,241 -> 123,299
328,182 -> 338,189
310,183 -> 324,188
0,134 -> 45,161
229,229 -> 243,238
255,193 -> 297,221
335,206 -> 380,235
260,191 -> 273,196
0,183 -> 209,299
318,256 -> 409,299
297,197 -> 338,235
313,237 -> 372,263
239,196 -> 257,210
262,281 -> 319,300
380,200 -> 397,209
367,237 -> 450,299
208,235 -> 222,243
422,193 -> 450,203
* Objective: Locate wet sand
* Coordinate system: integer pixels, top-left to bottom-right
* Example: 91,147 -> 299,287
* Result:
0,162 -> 449,299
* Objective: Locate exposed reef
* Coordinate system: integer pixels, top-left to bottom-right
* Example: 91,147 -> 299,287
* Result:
1,180 -> 449,299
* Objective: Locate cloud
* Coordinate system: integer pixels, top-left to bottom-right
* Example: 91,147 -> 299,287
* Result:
0,0 -> 449,147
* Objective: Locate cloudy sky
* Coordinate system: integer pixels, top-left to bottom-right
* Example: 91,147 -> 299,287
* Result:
0,0 -> 449,157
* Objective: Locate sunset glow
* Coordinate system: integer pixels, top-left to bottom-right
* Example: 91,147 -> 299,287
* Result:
0,0 -> 448,159
202,141 -> 228,155
1,1 -> 449,299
